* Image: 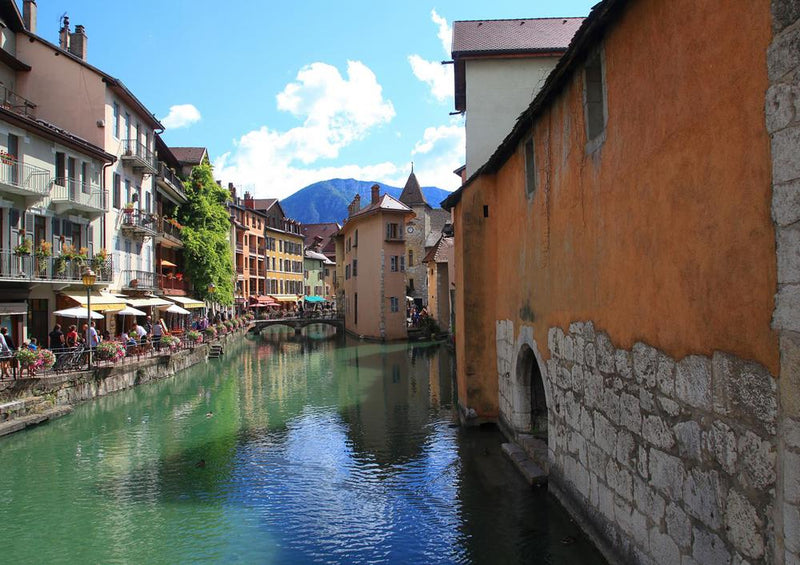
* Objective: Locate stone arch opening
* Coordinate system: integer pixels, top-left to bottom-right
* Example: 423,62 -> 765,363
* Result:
516,344 -> 548,440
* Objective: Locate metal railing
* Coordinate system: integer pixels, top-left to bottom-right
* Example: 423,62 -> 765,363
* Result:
121,210 -> 157,233
0,84 -> 36,119
159,274 -> 189,292
156,217 -> 182,240
0,157 -> 50,196
51,178 -> 106,211
235,244 -> 243,254
0,249 -> 113,282
121,139 -> 157,170
122,269 -> 157,290
157,162 -> 185,194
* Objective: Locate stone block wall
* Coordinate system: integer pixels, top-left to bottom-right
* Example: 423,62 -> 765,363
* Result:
768,2 -> 800,564
497,319 -> 779,564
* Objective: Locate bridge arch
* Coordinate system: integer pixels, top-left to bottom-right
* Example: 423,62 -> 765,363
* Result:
509,326 -> 551,442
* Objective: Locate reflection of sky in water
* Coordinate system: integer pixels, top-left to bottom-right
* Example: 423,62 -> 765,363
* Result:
0,335 -> 605,564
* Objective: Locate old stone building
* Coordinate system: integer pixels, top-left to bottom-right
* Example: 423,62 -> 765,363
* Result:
443,0 -> 800,563
398,168 -> 450,308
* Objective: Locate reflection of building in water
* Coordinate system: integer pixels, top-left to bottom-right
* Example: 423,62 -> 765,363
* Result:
338,341 -> 448,465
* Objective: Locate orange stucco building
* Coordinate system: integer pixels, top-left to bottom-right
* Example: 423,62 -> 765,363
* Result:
340,185 -> 414,341
443,0 -> 800,563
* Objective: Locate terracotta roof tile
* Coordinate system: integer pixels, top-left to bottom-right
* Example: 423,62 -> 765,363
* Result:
452,17 -> 584,55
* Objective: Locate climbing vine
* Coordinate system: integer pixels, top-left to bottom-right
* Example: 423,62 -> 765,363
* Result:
178,158 -> 234,305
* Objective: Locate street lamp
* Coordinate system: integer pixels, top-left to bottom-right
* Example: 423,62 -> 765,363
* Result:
82,267 -> 96,369
207,282 -> 216,319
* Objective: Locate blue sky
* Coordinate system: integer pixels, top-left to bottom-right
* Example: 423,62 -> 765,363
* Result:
25,0 -> 597,199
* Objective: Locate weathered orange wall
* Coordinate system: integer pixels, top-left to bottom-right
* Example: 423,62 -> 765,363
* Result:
455,0 -> 778,416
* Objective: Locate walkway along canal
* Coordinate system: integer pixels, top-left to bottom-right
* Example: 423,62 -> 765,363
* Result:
0,326 -> 606,563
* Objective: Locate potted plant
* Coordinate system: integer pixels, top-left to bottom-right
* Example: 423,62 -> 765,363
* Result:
123,202 -> 135,214
14,237 -> 31,256
91,249 -> 108,276
186,330 -> 202,343
35,240 -> 51,276
38,349 -> 56,370
0,151 -> 14,165
14,348 -> 39,369
161,335 -> 180,350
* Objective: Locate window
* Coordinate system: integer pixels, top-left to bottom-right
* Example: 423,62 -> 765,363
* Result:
112,102 -> 120,138
124,113 -> 131,141
390,297 -> 399,313
400,256 -> 405,272
352,259 -> 357,277
408,249 -> 413,267
386,222 -> 400,240
279,240 -> 283,252
409,278 -> 415,291
113,173 -> 121,208
81,162 -> 89,193
347,237 -> 351,252
584,48 -> 606,147
345,264 -> 350,280
390,256 -> 398,272
55,152 -> 66,184
354,229 -> 358,247
124,179 -> 131,204
524,136 -> 536,197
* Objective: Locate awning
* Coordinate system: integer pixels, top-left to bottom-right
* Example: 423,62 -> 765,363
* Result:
250,295 -> 278,307
270,295 -> 300,303
127,296 -> 173,308
304,296 -> 325,303
160,259 -> 178,268
61,292 -> 126,312
167,296 -> 206,309
0,302 -> 27,316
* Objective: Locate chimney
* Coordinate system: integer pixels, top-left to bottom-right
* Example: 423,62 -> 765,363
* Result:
244,191 -> 254,209
58,15 -> 70,51
228,182 -> 236,201
69,24 -> 88,60
371,183 -> 380,205
348,194 -> 361,217
23,0 -> 36,33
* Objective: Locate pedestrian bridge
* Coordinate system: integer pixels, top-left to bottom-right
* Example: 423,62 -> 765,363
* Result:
248,316 -> 344,335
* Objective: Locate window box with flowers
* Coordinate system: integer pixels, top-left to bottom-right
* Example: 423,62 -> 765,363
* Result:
35,240 -> 52,277
0,151 -> 15,165
14,237 -> 31,256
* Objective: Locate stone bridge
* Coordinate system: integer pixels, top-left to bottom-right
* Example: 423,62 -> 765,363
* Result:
248,316 -> 344,336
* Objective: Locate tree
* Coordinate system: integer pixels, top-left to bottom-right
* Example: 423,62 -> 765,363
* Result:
178,158 -> 234,305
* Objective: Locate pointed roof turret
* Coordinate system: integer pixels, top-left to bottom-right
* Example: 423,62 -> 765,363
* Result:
399,164 -> 428,207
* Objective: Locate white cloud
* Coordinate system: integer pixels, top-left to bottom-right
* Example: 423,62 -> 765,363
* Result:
408,9 -> 454,103
407,119 -> 465,190
161,104 -> 201,129
214,61 -> 397,200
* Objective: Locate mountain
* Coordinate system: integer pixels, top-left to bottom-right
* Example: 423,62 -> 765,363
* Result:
280,179 -> 452,224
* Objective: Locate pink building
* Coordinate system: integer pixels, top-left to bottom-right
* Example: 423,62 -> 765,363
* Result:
340,185 -> 414,341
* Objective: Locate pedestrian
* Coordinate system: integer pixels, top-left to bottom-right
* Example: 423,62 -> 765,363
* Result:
0,327 -> 12,379
143,315 -> 153,335
134,322 -> 147,346
88,321 -> 99,348
49,324 -> 64,350
152,317 -> 163,351
66,325 -> 79,348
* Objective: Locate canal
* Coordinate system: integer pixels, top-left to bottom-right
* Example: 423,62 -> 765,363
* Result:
0,328 -> 605,564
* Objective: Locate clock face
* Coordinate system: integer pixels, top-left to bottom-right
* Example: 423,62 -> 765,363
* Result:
406,226 -> 414,234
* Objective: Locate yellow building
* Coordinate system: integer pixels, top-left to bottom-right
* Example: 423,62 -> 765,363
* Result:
248,196 -> 304,307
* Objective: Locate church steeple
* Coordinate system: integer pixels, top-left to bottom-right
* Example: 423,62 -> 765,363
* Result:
399,164 -> 428,207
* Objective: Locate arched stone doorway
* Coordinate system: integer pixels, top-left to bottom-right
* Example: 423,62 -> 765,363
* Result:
516,344 -> 548,440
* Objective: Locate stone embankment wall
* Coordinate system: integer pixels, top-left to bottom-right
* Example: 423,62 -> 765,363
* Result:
497,320 -> 779,564
0,329 -> 248,433
768,1 -> 800,564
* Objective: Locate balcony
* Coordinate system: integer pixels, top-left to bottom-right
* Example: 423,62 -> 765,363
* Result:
154,217 -> 183,248
120,210 -> 157,238
155,162 -> 186,202
159,273 -> 189,296
0,249 -> 112,284
0,85 -> 36,119
236,243 -> 244,254
0,157 -> 50,200
122,269 -> 157,291
120,139 -> 157,173
50,179 -> 106,217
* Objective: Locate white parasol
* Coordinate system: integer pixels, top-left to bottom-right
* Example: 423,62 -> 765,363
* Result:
161,304 -> 191,315
116,306 -> 147,316
53,307 -> 104,320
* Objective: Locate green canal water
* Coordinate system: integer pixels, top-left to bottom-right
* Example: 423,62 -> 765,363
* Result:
0,327 -> 605,564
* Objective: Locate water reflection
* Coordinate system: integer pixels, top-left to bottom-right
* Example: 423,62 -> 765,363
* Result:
0,328 -> 603,564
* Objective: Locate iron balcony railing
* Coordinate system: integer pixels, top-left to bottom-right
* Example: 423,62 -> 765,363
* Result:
122,269 -> 157,290
121,210 -> 158,236
121,139 -> 157,171
159,274 -> 189,293
235,244 -> 244,254
51,178 -> 106,212
156,217 -> 182,241
0,249 -> 112,283
0,85 -> 36,119
156,162 -> 185,196
0,156 -> 50,197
